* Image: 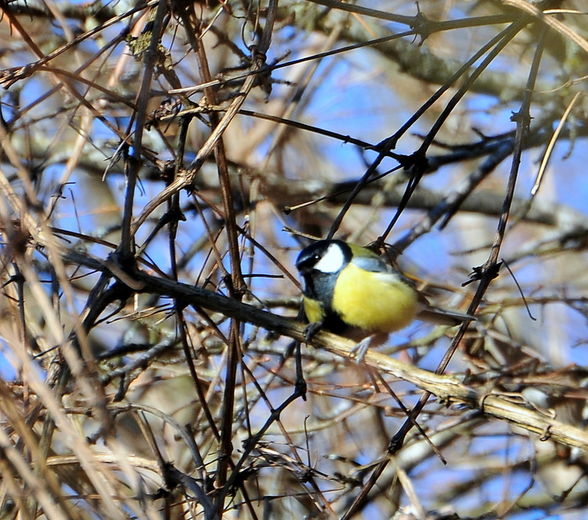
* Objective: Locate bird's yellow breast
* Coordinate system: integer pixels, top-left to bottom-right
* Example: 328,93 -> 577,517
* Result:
332,263 -> 418,333
303,296 -> 326,324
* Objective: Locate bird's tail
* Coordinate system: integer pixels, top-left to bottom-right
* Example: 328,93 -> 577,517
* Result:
417,306 -> 475,326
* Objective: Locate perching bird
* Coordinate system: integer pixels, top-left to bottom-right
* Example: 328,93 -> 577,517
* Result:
295,239 -> 474,360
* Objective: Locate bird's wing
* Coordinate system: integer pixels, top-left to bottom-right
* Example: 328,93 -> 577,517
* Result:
351,254 -> 391,273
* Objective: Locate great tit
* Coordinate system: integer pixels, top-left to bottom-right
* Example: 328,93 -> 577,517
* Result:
295,239 -> 474,359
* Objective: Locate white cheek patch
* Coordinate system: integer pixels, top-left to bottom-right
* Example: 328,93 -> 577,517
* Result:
314,244 -> 345,273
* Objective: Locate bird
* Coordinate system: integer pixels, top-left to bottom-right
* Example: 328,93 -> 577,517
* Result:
295,239 -> 474,360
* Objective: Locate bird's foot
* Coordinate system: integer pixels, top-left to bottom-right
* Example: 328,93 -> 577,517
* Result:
304,322 -> 322,343
351,335 -> 374,363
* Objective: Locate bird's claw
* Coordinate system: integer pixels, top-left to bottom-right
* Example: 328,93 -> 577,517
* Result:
304,322 -> 322,343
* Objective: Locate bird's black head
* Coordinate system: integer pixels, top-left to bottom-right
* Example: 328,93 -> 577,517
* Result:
295,240 -> 352,275
295,240 -> 353,329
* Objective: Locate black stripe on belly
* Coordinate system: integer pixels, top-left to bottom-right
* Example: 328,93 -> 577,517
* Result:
321,311 -> 352,335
